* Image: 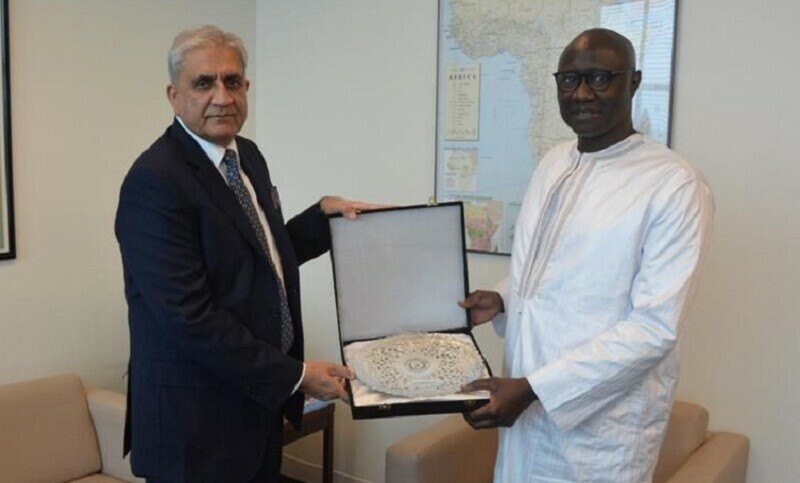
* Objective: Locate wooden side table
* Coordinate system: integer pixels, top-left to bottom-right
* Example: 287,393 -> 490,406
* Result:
283,403 -> 335,483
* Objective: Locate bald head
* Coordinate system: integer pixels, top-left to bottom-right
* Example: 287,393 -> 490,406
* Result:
559,28 -> 637,72
555,28 -> 641,153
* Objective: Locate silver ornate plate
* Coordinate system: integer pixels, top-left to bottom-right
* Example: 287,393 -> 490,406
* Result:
351,333 -> 485,398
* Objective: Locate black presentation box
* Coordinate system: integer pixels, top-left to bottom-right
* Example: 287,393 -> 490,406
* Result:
328,202 -> 492,419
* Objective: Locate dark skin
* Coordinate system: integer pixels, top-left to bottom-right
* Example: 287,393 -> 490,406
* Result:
557,29 -> 642,153
458,29 -> 641,430
458,291 -> 537,429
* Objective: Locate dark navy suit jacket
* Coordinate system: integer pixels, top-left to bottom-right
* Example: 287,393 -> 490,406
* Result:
115,119 -> 330,482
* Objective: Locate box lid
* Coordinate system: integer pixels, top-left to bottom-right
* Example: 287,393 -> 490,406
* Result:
329,203 -> 469,343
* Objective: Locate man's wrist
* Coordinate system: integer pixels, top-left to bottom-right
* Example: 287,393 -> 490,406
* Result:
497,292 -> 506,314
292,363 -> 306,394
519,377 -> 538,403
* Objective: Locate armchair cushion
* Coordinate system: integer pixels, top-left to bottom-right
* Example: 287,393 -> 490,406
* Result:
653,401 -> 709,482
386,400 -> 749,483
71,476 -> 131,483
0,374 -> 101,483
86,388 -> 142,482
667,432 -> 749,483
386,414 -> 497,483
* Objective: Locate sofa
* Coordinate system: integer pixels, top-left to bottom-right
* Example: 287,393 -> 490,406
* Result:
386,400 -> 749,483
0,374 -> 143,483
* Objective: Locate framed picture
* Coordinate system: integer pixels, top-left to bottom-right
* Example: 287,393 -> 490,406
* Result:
435,0 -> 679,255
0,0 -> 13,260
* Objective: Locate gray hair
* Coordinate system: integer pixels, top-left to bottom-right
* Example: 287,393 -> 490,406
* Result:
168,25 -> 248,83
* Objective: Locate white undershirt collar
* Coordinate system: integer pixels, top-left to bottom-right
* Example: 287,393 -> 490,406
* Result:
175,116 -> 238,169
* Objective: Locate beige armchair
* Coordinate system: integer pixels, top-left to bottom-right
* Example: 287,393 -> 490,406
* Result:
0,374 -> 143,483
386,401 -> 749,483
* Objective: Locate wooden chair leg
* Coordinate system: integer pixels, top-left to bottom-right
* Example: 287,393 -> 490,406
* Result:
322,410 -> 334,483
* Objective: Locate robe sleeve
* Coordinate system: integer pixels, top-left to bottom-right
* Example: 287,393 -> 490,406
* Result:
491,276 -> 511,337
527,177 -> 714,431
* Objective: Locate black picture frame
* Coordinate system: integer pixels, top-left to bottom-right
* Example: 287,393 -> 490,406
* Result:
0,0 -> 14,260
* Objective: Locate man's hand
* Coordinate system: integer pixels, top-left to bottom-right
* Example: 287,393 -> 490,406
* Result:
300,361 -> 355,403
319,196 -> 388,220
458,290 -> 504,327
461,377 -> 537,430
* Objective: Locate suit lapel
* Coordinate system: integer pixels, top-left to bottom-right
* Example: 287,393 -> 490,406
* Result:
238,142 -> 303,335
238,143 -> 297,272
168,120 -> 266,258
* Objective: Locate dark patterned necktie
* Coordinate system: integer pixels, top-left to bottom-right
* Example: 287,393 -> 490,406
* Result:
222,149 -> 294,352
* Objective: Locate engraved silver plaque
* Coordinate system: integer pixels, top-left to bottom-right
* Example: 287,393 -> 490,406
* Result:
351,332 -> 485,398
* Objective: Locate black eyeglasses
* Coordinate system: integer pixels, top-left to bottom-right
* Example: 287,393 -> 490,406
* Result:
552,69 -> 635,92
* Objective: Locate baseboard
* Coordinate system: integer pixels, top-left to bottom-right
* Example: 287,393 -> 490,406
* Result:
281,452 -> 373,483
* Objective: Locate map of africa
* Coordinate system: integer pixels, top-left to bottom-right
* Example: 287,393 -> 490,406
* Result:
436,0 -> 677,253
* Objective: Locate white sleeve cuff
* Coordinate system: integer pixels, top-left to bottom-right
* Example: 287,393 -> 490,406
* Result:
292,363 -> 306,394
492,311 -> 508,337
491,276 -> 510,337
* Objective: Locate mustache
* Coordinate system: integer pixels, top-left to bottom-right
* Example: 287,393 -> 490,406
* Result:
204,110 -> 238,118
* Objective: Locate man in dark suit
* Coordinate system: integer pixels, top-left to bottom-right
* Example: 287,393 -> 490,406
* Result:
115,25 -> 377,482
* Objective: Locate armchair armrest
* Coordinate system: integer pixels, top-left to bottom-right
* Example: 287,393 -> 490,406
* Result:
386,415 -> 498,483
85,388 -> 144,483
667,432 -> 749,483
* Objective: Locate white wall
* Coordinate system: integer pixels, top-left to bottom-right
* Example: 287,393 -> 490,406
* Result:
0,0 -> 257,390
673,1 -> 800,481
257,1 -> 800,482
255,2 -> 507,481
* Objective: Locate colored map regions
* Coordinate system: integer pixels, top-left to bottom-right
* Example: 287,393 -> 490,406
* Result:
443,149 -> 478,192
436,0 -> 676,254
464,200 -> 503,252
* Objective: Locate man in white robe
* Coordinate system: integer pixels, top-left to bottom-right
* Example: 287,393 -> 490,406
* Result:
460,29 -> 714,482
